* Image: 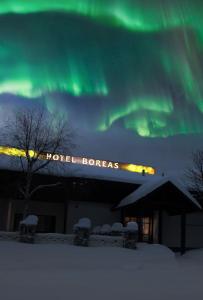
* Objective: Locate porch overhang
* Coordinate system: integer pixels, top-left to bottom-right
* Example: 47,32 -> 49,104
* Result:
116,178 -> 201,215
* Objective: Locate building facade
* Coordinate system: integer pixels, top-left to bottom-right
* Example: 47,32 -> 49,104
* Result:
0,167 -> 202,253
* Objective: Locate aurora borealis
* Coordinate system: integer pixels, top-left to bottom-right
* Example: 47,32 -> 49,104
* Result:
0,0 -> 203,174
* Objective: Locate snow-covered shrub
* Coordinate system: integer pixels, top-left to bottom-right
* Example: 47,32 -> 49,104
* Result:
125,221 -> 138,233
92,225 -> 101,235
77,218 -> 91,229
73,218 -> 91,247
20,215 -> 39,226
111,222 -> 123,236
19,215 -> 38,244
100,224 -> 111,235
123,221 -> 138,249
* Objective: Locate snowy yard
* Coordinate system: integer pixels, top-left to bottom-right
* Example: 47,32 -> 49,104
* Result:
0,242 -> 203,300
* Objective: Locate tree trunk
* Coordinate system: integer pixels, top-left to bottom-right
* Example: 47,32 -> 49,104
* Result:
23,200 -> 30,220
22,171 -> 32,220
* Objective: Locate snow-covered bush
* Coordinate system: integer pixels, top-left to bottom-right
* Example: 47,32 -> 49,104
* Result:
123,221 -> 138,249
100,224 -> 111,235
92,225 -> 101,235
77,218 -> 91,229
73,218 -> 91,247
19,215 -> 38,244
125,221 -> 138,233
111,222 -> 123,236
20,215 -> 39,226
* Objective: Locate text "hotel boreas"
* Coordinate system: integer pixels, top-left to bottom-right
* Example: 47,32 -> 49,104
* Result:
46,153 -> 119,169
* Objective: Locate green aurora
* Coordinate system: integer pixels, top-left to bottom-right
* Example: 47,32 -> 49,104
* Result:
0,0 -> 203,138
1,0 -> 203,34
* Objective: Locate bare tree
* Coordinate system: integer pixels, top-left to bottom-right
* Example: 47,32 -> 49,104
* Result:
4,107 -> 75,218
186,150 -> 203,200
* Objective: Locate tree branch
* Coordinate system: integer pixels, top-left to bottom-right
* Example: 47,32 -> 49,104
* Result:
30,182 -> 62,198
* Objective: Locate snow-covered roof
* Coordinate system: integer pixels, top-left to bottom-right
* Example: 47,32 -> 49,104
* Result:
68,164 -> 156,185
0,156 -> 157,185
117,176 -> 202,209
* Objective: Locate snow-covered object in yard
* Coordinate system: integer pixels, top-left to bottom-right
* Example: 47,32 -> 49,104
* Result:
111,222 -> 123,235
73,223 -> 79,233
19,215 -> 38,243
76,218 -> 91,230
92,225 -> 101,235
125,222 -> 138,233
74,218 -> 91,246
117,176 -> 201,209
123,222 -> 138,249
20,215 -> 38,226
100,224 -> 111,235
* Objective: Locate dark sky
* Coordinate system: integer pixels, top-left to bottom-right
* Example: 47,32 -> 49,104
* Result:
0,0 -> 203,177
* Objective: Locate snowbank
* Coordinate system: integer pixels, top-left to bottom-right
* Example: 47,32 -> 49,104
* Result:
0,242 -> 203,300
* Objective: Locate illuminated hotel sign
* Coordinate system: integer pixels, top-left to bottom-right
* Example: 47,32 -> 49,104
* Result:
0,146 -> 156,175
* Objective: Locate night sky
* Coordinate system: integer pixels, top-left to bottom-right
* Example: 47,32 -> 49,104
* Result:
0,0 -> 203,176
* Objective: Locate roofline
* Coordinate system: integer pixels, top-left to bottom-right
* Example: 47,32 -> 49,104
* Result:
117,178 -> 202,210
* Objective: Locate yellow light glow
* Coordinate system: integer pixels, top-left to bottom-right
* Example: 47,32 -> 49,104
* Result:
122,164 -> 155,175
0,146 -> 37,158
0,146 -> 25,157
0,146 -> 156,175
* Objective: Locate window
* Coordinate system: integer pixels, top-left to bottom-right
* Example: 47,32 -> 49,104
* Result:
124,216 -> 151,242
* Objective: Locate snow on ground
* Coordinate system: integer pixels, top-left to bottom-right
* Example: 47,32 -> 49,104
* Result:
0,242 -> 203,300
